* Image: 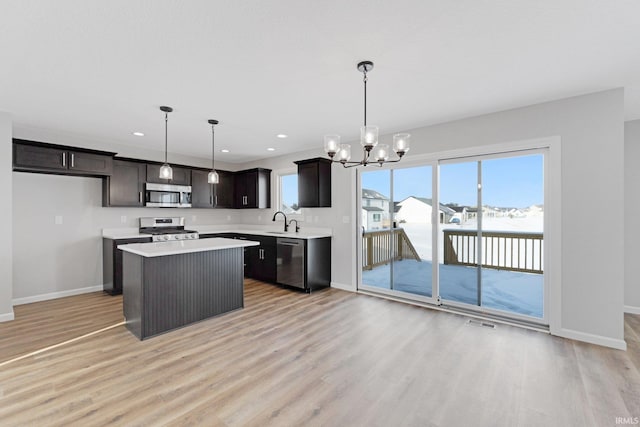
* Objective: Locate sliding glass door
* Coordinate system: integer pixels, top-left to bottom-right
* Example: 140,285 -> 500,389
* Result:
437,152 -> 545,320
360,165 -> 435,301
358,150 -> 546,323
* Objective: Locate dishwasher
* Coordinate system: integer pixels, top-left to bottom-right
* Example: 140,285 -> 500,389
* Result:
276,238 -> 305,289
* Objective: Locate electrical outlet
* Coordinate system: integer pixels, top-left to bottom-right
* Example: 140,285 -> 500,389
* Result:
314,216 -> 319,223
306,215 -> 312,223
54,215 -> 63,225
120,215 -> 127,224
227,215 -> 231,221
191,215 -> 197,222
258,215 -> 262,221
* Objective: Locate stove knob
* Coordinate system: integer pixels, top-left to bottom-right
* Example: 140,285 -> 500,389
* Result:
174,235 -> 180,240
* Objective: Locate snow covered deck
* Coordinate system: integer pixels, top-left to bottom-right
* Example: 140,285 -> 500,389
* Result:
361,260 -> 543,318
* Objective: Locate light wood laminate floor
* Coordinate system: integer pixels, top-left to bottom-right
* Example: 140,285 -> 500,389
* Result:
0,280 -> 638,426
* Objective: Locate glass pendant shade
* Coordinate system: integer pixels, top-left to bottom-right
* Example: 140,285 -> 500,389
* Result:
322,61 -> 410,168
324,134 -> 341,156
393,133 -> 411,155
336,144 -> 351,162
208,170 -> 219,184
374,144 -> 390,162
159,163 -> 173,180
360,125 -> 379,148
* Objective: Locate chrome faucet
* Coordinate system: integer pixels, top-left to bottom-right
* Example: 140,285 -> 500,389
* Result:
272,211 -> 288,232
289,219 -> 300,233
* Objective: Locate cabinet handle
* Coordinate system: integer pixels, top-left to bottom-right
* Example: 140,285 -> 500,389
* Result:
139,191 -> 142,203
210,195 -> 213,205
214,195 -> 217,207
62,152 -> 66,167
71,153 -> 75,168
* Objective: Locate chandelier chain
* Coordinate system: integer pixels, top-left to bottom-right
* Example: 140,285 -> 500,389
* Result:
363,70 -> 368,126
211,124 -> 215,170
164,112 -> 168,163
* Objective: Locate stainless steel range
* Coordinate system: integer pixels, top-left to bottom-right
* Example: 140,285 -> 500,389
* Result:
139,217 -> 199,242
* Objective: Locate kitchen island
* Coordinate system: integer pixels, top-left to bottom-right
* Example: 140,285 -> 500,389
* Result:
119,237 -> 259,340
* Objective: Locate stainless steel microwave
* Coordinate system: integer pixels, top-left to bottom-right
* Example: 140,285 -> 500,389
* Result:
145,183 -> 192,208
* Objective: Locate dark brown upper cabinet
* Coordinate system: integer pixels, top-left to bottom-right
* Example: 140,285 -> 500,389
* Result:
191,169 -> 236,209
102,159 -> 146,207
191,169 -> 214,208
294,158 -> 332,208
146,164 -> 191,186
234,168 -> 271,209
13,139 -> 114,177
215,170 -> 235,208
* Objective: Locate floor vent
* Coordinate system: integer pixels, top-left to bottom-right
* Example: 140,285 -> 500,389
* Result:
466,319 -> 497,329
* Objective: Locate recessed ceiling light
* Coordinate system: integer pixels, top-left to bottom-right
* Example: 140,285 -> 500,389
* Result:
220,149 -> 230,153
132,132 -> 145,137
267,147 -> 276,151
276,134 -> 288,139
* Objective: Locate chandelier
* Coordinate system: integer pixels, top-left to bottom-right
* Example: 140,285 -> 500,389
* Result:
324,61 -> 410,168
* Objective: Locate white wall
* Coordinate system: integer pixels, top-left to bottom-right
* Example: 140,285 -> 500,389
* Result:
625,119 -> 640,314
12,173 -> 239,302
0,112 -> 13,321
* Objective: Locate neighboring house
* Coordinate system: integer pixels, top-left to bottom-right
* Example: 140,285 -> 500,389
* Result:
508,208 -> 526,218
395,196 -> 456,224
525,204 -> 544,217
362,188 -> 390,230
447,204 -> 469,223
482,205 -> 501,218
362,206 -> 385,230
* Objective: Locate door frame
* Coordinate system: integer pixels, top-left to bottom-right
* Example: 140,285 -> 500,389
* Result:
355,136 -> 561,331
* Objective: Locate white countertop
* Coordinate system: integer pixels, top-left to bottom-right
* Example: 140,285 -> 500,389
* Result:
103,224 -> 332,240
118,237 -> 259,258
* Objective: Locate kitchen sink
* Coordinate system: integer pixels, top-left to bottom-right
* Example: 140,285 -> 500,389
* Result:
265,231 -> 288,234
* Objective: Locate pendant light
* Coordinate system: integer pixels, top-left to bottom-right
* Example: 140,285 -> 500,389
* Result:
207,119 -> 219,184
159,105 -> 173,180
324,61 -> 410,168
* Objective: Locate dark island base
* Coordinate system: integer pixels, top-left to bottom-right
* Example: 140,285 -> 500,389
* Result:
123,247 -> 244,340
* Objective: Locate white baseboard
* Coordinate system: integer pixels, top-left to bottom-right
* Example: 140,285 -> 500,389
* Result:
0,311 -> 15,322
555,327 -> 627,351
624,305 -> 640,315
13,285 -> 103,306
330,282 -> 356,292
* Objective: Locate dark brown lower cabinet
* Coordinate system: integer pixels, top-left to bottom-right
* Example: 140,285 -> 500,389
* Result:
103,237 -> 152,295
198,233 -> 330,291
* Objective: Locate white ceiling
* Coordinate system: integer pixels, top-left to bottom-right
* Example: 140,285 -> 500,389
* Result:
2,0 -> 640,163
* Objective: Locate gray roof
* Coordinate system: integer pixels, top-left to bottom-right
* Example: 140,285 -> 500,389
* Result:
362,206 -> 384,212
362,188 -> 389,200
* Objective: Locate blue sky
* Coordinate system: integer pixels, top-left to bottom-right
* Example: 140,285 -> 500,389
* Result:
361,154 -> 543,208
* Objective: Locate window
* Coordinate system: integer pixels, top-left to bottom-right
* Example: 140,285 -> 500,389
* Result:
373,213 -> 381,221
278,171 -> 302,215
